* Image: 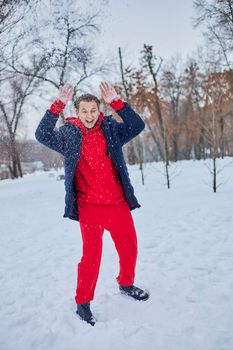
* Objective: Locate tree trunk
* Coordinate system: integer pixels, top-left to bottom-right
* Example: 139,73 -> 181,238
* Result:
9,135 -> 22,179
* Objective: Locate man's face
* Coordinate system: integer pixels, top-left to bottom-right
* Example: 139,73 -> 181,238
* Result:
76,100 -> 100,129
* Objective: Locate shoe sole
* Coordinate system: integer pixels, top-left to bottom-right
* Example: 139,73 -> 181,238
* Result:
120,290 -> 150,301
76,311 -> 96,326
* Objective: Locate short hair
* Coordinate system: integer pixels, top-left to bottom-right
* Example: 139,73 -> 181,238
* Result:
74,93 -> 100,111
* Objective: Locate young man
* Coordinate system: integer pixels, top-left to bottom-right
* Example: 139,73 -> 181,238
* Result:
35,81 -> 149,326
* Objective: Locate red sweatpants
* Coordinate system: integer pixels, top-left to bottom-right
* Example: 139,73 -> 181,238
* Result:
75,199 -> 138,304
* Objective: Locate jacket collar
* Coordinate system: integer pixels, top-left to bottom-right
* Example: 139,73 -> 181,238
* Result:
64,112 -> 104,135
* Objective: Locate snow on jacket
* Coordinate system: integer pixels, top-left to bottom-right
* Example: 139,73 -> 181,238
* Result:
35,100 -> 145,221
64,112 -> 125,207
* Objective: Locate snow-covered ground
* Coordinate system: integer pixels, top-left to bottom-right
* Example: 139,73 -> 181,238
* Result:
0,158 -> 233,350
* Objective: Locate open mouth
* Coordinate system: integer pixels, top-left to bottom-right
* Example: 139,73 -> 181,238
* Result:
86,120 -> 94,124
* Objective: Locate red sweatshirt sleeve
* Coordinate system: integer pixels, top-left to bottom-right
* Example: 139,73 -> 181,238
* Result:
109,99 -> 125,111
49,99 -> 66,115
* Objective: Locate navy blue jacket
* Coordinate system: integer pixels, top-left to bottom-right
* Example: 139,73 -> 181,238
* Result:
35,102 -> 145,221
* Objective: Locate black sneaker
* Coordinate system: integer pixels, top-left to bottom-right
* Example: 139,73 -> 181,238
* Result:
76,301 -> 96,326
119,285 -> 150,301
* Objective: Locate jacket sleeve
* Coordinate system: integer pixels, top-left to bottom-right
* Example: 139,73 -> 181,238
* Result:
35,110 -> 65,155
114,102 -> 145,146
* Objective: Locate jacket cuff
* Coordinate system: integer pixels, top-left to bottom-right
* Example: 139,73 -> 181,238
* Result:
49,99 -> 66,115
109,99 -> 125,111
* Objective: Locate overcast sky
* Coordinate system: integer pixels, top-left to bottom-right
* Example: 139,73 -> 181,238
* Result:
95,0 -> 204,63
29,0 -> 205,139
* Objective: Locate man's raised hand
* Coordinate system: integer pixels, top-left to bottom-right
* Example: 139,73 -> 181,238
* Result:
58,84 -> 73,104
99,81 -> 119,104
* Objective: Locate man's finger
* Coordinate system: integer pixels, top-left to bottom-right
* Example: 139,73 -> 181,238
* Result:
102,81 -> 110,92
100,83 -> 107,96
100,82 -> 107,93
105,82 -> 111,91
64,84 -> 73,93
99,86 -> 106,98
66,85 -> 73,92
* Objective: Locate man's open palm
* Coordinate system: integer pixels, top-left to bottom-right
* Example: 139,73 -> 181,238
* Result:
100,81 -> 118,103
58,84 -> 73,104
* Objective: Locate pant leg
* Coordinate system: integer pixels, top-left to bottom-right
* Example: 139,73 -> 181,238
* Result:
75,202 -> 104,304
107,200 -> 138,286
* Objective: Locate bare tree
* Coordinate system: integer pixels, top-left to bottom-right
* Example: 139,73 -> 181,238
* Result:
160,55 -> 184,161
201,70 -> 232,191
118,47 -> 139,165
117,47 -> 145,184
193,0 -> 233,69
141,44 -> 172,188
0,74 -> 39,178
3,0 -> 111,121
182,59 -> 206,159
0,0 -> 37,34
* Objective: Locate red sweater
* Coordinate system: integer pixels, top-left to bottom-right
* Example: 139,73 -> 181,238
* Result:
50,98 -> 126,206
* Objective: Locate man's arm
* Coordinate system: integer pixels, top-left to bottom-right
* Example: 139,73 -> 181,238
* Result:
99,81 -> 145,146
110,99 -> 145,146
35,101 -> 66,155
35,85 -> 73,155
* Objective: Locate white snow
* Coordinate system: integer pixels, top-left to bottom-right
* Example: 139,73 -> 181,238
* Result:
0,158 -> 233,350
